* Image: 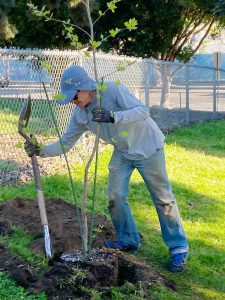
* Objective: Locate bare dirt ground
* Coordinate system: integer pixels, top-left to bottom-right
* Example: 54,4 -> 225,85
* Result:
0,198 -> 175,299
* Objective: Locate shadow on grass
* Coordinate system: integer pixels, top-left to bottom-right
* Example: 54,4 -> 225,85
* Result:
129,180 -> 225,225
165,120 -> 225,158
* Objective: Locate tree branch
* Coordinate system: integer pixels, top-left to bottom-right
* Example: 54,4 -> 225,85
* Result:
175,8 -> 202,42
191,19 -> 215,55
171,15 -> 208,60
93,8 -> 110,25
47,16 -> 91,38
193,21 -> 211,35
165,9 -> 204,60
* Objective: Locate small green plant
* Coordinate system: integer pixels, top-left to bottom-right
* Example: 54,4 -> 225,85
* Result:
110,281 -> 146,300
57,266 -> 87,289
80,286 -> 103,299
92,224 -> 104,240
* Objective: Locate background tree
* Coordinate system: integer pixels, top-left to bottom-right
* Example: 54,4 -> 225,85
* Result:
3,1 -> 225,107
0,0 -> 17,42
95,0 -> 225,61
3,0 -> 225,56
94,0 -> 225,107
2,0 -> 96,48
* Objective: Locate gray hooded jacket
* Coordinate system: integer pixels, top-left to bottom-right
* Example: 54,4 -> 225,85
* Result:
40,81 -> 165,160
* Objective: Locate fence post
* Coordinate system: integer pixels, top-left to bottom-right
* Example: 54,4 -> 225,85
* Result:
179,92 -> 182,110
185,65 -> 190,125
213,67 -> 217,118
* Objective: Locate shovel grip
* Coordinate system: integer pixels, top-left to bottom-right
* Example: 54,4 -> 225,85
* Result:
31,154 -> 48,226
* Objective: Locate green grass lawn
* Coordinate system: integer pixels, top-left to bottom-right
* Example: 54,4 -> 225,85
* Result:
0,120 -> 225,299
0,98 -> 63,135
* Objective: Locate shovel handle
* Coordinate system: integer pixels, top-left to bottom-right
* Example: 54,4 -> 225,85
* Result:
31,154 -> 48,226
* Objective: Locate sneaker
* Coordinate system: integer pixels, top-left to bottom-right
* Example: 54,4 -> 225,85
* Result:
104,240 -> 139,253
168,252 -> 188,273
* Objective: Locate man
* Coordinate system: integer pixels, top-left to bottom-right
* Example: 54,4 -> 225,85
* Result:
25,65 -> 188,272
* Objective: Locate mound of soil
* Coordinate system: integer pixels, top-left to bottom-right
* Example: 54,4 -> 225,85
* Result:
0,198 -> 175,299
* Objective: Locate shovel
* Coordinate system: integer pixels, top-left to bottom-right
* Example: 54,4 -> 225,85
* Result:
18,96 -> 52,259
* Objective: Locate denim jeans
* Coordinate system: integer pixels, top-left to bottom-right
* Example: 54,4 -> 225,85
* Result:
107,148 -> 188,255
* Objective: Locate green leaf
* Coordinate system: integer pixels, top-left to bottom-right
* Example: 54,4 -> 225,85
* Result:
124,18 -> 138,31
107,2 -> 117,12
120,131 -> 129,137
38,142 -> 45,150
96,83 -> 109,92
50,128 -> 57,135
116,65 -> 126,72
15,141 -> 23,149
71,41 -> 82,48
109,28 -> 120,37
90,40 -> 101,48
71,34 -> 79,42
24,127 -> 32,135
66,26 -> 74,34
42,127 -> 57,137
40,61 -> 53,73
64,25 -> 83,48
28,3 -> 51,18
30,135 -> 37,144
54,93 -> 67,102
27,2 -> 35,10
84,51 -> 91,58
65,19 -> 71,25
99,10 -> 103,16
21,120 -> 26,127
96,93 -> 102,101
42,131 -> 50,137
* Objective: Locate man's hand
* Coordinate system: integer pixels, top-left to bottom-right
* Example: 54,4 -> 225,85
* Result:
24,136 -> 41,157
91,106 -> 114,123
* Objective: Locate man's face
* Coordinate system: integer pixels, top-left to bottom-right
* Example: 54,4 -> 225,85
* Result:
70,90 -> 94,107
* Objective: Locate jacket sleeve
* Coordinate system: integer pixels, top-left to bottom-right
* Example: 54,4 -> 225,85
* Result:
112,84 -> 150,124
40,110 -> 87,158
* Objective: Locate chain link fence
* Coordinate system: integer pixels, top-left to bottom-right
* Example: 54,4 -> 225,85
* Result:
141,60 -> 225,130
1,47 -> 225,185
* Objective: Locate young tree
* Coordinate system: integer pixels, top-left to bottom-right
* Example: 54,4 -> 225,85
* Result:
28,0 -> 137,259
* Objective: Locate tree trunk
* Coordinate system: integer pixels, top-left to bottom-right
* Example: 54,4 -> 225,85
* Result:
160,64 -> 173,108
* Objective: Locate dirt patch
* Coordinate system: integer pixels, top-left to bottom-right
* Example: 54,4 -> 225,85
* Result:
0,198 -> 175,299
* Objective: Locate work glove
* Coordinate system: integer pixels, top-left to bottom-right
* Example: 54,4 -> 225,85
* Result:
24,136 -> 41,157
91,106 -> 114,123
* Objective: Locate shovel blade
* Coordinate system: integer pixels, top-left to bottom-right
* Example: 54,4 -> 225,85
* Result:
18,96 -> 32,140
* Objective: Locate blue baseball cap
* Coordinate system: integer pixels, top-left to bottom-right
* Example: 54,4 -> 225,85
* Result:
56,65 -> 96,105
